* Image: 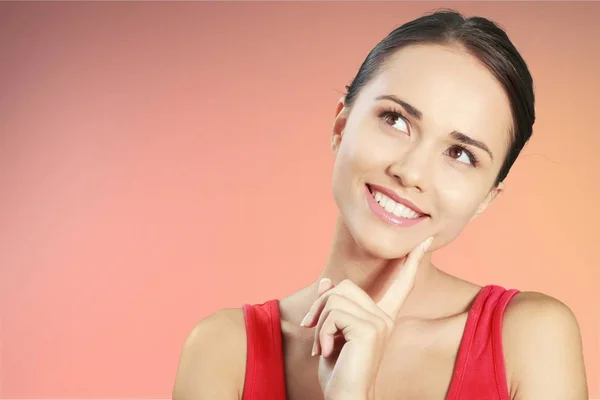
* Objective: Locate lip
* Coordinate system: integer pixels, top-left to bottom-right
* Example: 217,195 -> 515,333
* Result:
366,183 -> 427,215
364,184 -> 427,228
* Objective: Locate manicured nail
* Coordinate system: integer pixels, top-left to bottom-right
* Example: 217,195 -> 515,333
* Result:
300,312 -> 312,327
422,237 -> 433,252
317,278 -> 331,294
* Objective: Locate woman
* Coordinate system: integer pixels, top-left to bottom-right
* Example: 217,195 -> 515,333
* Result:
173,10 -> 588,400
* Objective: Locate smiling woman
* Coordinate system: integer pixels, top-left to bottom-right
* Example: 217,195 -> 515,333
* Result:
173,9 -> 588,400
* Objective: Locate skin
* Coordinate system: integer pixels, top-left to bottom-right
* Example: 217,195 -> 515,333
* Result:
173,44 -> 588,399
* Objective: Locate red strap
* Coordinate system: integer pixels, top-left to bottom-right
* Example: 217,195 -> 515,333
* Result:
242,286 -> 518,400
446,285 -> 519,400
242,300 -> 286,400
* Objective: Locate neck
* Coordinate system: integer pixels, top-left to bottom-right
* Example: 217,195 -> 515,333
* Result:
318,214 -> 439,319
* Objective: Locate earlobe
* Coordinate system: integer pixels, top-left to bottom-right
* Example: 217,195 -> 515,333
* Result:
471,182 -> 504,222
331,134 -> 342,154
331,97 -> 347,155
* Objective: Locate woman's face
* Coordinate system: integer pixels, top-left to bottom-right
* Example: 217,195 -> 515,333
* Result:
331,44 -> 513,259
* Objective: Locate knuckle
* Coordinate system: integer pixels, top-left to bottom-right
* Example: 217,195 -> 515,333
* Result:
325,294 -> 342,310
329,308 -> 343,319
328,293 -> 342,304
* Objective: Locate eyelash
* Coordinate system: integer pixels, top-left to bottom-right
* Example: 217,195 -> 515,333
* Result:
377,106 -> 480,168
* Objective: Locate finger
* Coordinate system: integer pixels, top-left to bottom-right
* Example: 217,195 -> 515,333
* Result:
302,279 -> 384,328
310,278 -> 335,355
377,236 -> 433,318
301,279 -> 335,328
310,279 -> 384,355
313,293 -> 388,356
317,278 -> 334,296
319,309 -> 377,359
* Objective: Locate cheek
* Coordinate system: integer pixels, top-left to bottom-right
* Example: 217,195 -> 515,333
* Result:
331,135 -> 360,206
343,119 -> 405,175
333,126 -> 378,182
432,183 -> 484,247
331,122 -> 387,211
438,182 -> 484,223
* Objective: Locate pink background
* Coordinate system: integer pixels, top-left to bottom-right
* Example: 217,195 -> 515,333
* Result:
1,2 -> 598,397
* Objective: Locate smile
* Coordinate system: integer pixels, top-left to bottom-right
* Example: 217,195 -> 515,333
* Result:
365,184 -> 428,228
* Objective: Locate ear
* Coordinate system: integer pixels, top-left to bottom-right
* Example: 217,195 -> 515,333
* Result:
331,96 -> 348,155
470,181 -> 504,222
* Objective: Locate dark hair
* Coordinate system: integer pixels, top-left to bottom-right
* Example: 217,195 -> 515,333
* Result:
344,9 -> 535,186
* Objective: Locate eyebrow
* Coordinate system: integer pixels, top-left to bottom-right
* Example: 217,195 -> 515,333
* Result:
375,94 -> 494,160
450,131 -> 494,160
376,94 -> 423,120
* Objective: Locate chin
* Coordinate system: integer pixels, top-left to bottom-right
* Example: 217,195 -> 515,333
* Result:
357,238 -> 410,260
336,203 -> 424,262
371,235 -> 420,260
345,217 -> 420,260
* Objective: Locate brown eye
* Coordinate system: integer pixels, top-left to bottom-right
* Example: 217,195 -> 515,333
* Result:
448,146 -> 463,159
384,113 -> 398,125
446,145 -> 478,166
380,111 -> 409,133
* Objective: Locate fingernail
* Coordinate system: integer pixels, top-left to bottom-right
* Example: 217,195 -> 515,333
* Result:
300,312 -> 312,327
311,341 -> 317,356
422,237 -> 433,252
317,278 -> 331,294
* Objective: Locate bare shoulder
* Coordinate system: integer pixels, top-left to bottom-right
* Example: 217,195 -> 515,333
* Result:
502,291 -> 588,399
172,308 -> 247,400
503,291 -> 582,343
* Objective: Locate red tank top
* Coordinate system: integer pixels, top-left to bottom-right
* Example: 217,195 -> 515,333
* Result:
241,284 -> 519,400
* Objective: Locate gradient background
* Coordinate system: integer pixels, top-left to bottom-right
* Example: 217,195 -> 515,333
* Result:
1,1 -> 598,398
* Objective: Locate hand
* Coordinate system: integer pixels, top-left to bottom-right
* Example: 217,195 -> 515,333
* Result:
300,237 -> 433,400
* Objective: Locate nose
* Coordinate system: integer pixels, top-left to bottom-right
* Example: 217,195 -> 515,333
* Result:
388,141 -> 431,192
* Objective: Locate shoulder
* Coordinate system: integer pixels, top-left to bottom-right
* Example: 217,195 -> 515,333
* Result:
503,291 -> 581,343
502,291 -> 588,399
503,290 -> 578,328
173,308 -> 247,400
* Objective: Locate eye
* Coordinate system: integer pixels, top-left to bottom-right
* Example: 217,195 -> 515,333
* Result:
446,145 -> 479,167
381,111 -> 409,134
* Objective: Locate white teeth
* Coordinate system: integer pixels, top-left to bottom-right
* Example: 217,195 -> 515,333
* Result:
384,200 -> 395,213
391,204 -> 402,217
379,195 -> 388,208
407,207 -> 419,218
400,204 -> 414,218
372,190 -> 421,219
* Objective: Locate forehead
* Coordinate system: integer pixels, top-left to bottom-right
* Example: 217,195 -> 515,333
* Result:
361,44 -> 513,152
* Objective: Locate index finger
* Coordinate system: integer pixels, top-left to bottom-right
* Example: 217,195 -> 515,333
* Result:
376,236 -> 433,318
